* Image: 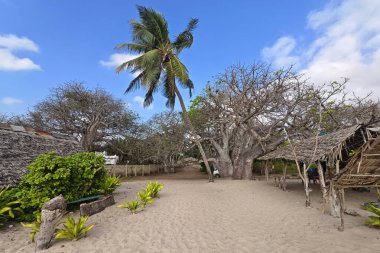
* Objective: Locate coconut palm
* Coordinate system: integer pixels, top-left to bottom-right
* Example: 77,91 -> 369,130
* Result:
115,6 -> 213,181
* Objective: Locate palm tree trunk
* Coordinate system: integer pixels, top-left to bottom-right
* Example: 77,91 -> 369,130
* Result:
174,85 -> 214,182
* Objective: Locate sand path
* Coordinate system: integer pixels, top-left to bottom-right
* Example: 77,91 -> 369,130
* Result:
1,169 -> 380,252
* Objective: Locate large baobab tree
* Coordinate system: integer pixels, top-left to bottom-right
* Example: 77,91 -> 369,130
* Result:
115,6 -> 214,181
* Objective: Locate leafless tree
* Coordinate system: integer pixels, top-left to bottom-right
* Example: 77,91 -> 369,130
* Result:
189,63 -> 380,179
28,82 -> 138,151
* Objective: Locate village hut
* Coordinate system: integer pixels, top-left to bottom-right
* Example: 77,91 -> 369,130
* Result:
258,124 -> 380,230
0,124 -> 82,187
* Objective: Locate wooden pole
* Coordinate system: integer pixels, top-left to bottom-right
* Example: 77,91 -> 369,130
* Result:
282,162 -> 288,191
134,166 -> 137,177
377,188 -> 380,202
265,160 -> 269,182
303,163 -> 311,207
142,165 -> 145,176
317,161 -> 328,213
338,188 -> 345,232
125,165 -> 128,177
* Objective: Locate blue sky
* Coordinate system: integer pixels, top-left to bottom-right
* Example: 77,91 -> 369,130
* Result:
1,0 -> 379,120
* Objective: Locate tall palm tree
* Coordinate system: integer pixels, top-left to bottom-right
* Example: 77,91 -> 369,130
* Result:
115,6 -> 213,181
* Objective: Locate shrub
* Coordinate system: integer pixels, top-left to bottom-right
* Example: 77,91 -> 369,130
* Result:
146,182 -> 163,198
0,186 -> 23,227
55,216 -> 95,241
100,176 -> 121,195
118,199 -> 140,214
16,152 -> 107,220
361,202 -> 380,228
21,215 -> 41,242
137,190 -> 153,209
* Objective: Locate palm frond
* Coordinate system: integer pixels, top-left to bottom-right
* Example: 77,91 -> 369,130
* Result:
173,18 -> 198,53
137,6 -> 169,44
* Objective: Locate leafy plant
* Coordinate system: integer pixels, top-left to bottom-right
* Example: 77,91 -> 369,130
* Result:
137,190 -> 154,209
361,202 -> 380,228
100,176 -> 121,195
146,182 -> 163,198
21,215 -> 41,242
118,199 -> 140,214
55,216 -> 95,241
17,152 -> 107,221
0,186 -> 23,227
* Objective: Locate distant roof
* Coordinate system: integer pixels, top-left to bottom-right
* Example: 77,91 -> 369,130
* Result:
258,124 -> 362,162
0,124 -> 78,142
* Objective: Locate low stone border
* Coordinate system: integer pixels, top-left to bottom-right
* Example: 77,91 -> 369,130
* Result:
80,195 -> 115,216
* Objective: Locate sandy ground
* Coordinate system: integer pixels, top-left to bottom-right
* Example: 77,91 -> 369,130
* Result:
1,167 -> 380,253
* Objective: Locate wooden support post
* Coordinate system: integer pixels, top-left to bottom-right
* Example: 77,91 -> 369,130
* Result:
134,166 -> 137,177
265,160 -> 269,182
338,188 -> 345,232
377,188 -> 380,202
330,182 -> 341,217
125,165 -> 128,177
282,162 -> 288,191
303,163 -> 311,207
142,165 -> 145,176
317,161 -> 328,213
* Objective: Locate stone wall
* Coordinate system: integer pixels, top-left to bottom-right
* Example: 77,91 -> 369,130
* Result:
0,128 -> 82,187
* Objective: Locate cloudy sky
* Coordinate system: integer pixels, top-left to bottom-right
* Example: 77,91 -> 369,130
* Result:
1,0 -> 379,119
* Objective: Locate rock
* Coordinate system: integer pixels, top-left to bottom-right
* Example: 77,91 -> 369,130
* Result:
344,209 -> 360,216
80,195 -> 115,216
36,195 -> 66,251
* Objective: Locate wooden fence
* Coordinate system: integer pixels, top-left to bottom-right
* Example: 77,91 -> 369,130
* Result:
106,164 -> 165,177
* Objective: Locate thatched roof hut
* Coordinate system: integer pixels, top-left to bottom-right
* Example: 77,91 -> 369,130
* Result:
0,124 -> 82,187
258,124 -> 364,165
335,129 -> 380,188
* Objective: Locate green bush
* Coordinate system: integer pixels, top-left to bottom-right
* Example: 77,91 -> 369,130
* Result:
361,202 -> 380,228
138,190 -> 153,209
146,182 -> 163,198
118,199 -> 140,214
55,216 -> 95,241
0,186 -> 23,227
16,152 -> 107,221
100,176 -> 121,195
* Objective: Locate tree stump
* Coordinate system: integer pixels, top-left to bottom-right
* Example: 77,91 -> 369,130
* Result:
36,195 -> 66,251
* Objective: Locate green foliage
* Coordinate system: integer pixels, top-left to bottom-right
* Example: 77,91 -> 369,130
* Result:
146,182 -> 163,198
99,176 -> 121,195
116,6 -> 198,108
118,199 -> 140,214
138,190 -> 154,209
17,152 -> 107,220
21,215 -> 41,242
0,186 -> 23,227
55,216 -> 95,241
361,203 -> 380,228
348,149 -> 356,157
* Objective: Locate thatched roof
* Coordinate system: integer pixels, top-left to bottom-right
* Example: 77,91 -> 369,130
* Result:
0,125 -> 82,187
335,135 -> 380,188
258,125 -> 362,163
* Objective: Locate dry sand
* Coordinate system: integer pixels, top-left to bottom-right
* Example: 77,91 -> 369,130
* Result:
1,167 -> 380,253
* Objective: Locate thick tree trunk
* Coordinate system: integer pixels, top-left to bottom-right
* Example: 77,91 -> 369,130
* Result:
243,157 -> 253,179
210,139 -> 233,176
174,86 -> 213,182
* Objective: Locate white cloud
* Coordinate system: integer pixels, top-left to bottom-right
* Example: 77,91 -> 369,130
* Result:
261,0 -> 380,98
100,53 -> 142,77
133,96 -> 154,110
262,36 -> 300,68
0,34 -> 41,71
0,97 -> 23,105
